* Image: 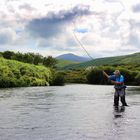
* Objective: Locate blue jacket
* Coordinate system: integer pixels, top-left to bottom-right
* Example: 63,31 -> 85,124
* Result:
109,75 -> 124,83
109,75 -> 126,89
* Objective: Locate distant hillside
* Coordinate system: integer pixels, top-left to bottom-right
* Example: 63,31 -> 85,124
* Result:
56,59 -> 79,68
62,52 -> 140,70
56,53 -> 90,62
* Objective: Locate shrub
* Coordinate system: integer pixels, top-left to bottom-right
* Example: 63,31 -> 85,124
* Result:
52,72 -> 65,86
86,67 -> 103,84
65,70 -> 87,83
0,58 -> 53,88
135,72 -> 140,85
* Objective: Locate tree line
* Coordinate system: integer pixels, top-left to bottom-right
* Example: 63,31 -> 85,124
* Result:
0,51 -> 57,68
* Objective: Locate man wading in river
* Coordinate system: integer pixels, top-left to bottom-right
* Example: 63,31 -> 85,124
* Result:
103,70 -> 128,106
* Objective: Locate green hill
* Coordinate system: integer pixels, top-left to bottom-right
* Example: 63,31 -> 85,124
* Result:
0,57 -> 53,88
56,59 -> 79,68
62,52 -> 140,70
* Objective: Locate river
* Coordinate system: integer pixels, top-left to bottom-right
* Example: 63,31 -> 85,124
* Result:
0,84 -> 140,140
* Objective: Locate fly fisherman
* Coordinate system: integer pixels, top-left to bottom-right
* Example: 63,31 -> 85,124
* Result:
103,70 -> 128,106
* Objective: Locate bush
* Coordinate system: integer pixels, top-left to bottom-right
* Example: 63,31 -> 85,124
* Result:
103,66 -> 115,75
86,67 -> 103,84
65,70 -> 87,83
135,72 -> 140,85
0,58 -> 53,88
52,72 -> 65,86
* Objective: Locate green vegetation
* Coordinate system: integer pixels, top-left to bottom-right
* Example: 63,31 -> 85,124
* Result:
60,65 -> 140,86
43,56 -> 57,68
0,57 -> 53,88
62,52 -> 140,70
1,51 -> 57,68
86,67 -> 104,84
0,51 -> 140,87
135,72 -> 140,85
59,52 -> 140,86
64,69 -> 87,83
52,72 -> 65,86
56,59 -> 78,69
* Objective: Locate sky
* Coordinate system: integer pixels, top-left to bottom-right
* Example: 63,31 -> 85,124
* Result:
0,0 -> 140,58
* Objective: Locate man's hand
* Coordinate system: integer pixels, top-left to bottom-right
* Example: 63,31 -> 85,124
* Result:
111,80 -> 116,84
111,80 -> 123,85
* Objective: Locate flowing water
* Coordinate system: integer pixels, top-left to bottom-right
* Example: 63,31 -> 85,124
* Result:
0,84 -> 140,140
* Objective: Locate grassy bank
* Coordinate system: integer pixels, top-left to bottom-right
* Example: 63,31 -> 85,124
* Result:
0,57 -> 53,88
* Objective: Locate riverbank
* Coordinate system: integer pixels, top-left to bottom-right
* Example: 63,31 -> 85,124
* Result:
0,56 -> 140,88
0,57 -> 53,88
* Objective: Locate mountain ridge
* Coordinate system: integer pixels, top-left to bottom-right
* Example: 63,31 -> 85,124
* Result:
56,53 -> 91,62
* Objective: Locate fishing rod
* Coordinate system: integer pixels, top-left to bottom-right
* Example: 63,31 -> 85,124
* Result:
70,3 -> 95,67
72,30 -> 94,61
69,3 -> 94,61
72,22 -> 96,69
72,20 -> 104,84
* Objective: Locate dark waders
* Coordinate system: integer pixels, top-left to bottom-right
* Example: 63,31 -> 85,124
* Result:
114,87 -> 127,106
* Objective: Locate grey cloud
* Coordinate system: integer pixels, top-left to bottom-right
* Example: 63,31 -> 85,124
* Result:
6,0 -> 18,2
126,34 -> 140,48
26,5 -> 92,39
37,38 -> 77,51
0,31 -> 13,45
100,14 -> 121,39
99,1 -> 125,35
132,3 -> 140,12
129,20 -> 140,28
19,3 -> 36,11
66,38 -> 78,47
7,5 -> 15,13
6,0 -> 18,1
45,4 -> 53,7
121,20 -> 140,48
104,0 -> 119,3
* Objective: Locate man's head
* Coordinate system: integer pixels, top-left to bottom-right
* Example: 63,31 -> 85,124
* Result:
113,70 -> 120,76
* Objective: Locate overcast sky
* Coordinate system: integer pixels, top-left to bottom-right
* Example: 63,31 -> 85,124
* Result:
0,0 -> 140,58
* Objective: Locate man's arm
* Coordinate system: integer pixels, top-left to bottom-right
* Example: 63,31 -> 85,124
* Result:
103,71 -> 109,79
103,71 -> 119,84
103,71 -> 124,85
